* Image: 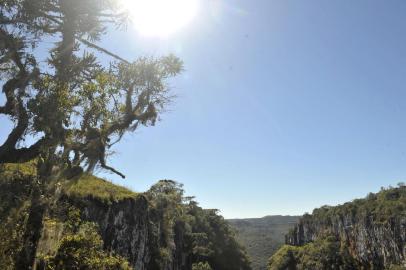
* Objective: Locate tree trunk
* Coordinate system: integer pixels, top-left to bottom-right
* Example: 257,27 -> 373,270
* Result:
14,183 -> 45,269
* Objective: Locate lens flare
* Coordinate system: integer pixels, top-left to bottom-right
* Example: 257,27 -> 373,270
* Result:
121,0 -> 199,37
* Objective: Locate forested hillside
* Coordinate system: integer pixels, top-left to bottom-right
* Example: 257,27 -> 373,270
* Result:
228,216 -> 300,270
269,184 -> 406,270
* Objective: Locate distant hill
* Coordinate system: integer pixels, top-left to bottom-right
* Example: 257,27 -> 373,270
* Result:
228,215 -> 300,270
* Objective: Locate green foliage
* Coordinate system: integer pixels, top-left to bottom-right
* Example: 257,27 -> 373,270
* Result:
228,216 -> 300,270
387,265 -> 406,270
308,184 -> 406,224
0,162 -> 37,178
0,201 -> 31,270
0,164 -> 35,269
192,262 -> 213,270
0,161 -> 138,206
0,163 -> 35,219
268,236 -> 357,270
1,162 -> 138,203
0,168 -> 251,270
270,185 -> 406,270
44,222 -> 131,270
0,166 -> 135,269
146,180 -> 185,268
189,208 -> 252,270
146,180 -> 252,270
64,174 -> 138,203
267,245 -> 297,270
0,0 -> 183,179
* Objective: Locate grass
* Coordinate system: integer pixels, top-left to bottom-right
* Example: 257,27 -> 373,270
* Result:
63,173 -> 138,202
0,162 -> 37,178
0,162 -> 138,203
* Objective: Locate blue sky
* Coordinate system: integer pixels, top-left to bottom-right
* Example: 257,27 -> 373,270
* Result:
2,0 -> 406,218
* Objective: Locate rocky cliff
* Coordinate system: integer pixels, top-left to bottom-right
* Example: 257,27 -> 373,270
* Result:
60,195 -> 152,269
269,185 -> 406,270
0,163 -> 251,270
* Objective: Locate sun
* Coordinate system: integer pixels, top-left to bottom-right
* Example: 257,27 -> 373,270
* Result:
121,0 -> 199,37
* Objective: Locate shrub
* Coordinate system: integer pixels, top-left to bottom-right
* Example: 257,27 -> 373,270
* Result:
192,262 -> 213,270
45,222 -> 131,270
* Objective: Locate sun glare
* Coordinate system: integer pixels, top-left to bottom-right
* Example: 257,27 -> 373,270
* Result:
121,0 -> 199,37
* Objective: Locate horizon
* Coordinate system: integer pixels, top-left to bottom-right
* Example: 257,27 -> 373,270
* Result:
2,0 -> 406,219
95,176 -> 400,219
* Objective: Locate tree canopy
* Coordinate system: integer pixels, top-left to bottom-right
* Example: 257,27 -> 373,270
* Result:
0,0 -> 183,178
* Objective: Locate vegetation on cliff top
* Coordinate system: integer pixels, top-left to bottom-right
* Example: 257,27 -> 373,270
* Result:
1,162 -> 138,203
64,174 -> 138,203
0,166 -> 252,270
306,183 -> 406,224
268,184 -> 406,270
146,180 -> 252,270
0,164 -> 122,269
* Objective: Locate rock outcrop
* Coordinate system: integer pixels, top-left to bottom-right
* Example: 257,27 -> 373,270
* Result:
0,166 -> 251,270
282,185 -> 406,269
76,196 -> 152,269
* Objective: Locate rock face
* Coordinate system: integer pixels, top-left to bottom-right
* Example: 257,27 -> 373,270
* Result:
285,186 -> 406,269
78,196 -> 152,270
0,169 -> 251,270
68,195 -> 193,270
286,214 -> 406,267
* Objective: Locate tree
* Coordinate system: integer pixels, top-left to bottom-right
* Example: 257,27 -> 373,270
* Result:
0,0 -> 182,179
145,180 -> 252,270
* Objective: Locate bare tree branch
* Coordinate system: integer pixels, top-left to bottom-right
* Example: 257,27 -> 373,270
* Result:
78,37 -> 129,63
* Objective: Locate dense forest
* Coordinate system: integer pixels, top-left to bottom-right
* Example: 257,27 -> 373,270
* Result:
228,216 -> 300,270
